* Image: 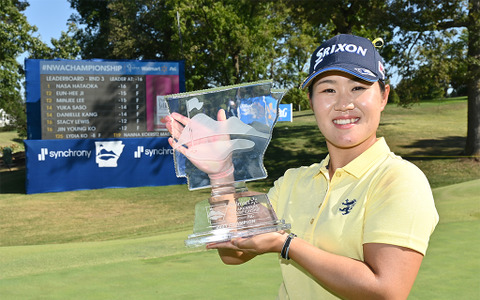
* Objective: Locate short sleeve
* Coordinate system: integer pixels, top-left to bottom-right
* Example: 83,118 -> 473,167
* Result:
267,169 -> 289,214
364,161 -> 439,255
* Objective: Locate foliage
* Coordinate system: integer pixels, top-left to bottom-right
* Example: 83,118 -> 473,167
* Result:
0,0 -> 39,137
389,17 -> 469,102
69,0 -> 319,90
0,0 -> 80,138
286,0 -> 395,66
387,0 -> 479,155
281,87 -> 310,111
387,86 -> 401,105
70,0 -> 177,60
176,0 -> 279,88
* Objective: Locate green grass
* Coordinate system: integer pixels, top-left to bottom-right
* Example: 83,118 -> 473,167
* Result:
0,232 -> 282,299
409,179 -> 480,299
0,179 -> 478,299
0,130 -> 23,153
0,183 -> 210,246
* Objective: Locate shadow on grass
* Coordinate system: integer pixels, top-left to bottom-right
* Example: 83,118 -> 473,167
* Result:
293,112 -> 315,119
0,168 -> 26,194
401,136 -> 466,160
12,138 -> 24,144
263,124 -> 327,186
379,121 -> 404,127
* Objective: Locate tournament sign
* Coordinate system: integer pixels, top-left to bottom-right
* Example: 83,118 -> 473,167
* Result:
278,103 -> 293,122
24,59 -> 186,194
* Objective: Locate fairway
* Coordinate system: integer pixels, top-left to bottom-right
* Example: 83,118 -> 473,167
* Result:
1,179 -> 479,299
409,179 -> 480,299
0,232 -> 283,299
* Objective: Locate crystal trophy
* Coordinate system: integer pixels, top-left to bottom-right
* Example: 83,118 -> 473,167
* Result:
165,81 -> 290,247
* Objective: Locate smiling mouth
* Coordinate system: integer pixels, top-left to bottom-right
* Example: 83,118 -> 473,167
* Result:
333,118 -> 359,125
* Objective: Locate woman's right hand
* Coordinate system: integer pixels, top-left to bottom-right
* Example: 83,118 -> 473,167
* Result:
163,109 -> 234,180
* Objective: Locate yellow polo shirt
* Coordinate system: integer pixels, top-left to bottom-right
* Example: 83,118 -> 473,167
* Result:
268,138 -> 439,299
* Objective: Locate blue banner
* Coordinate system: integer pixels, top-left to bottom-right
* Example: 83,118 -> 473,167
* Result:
25,138 -> 186,194
39,60 -> 182,75
278,103 -> 293,122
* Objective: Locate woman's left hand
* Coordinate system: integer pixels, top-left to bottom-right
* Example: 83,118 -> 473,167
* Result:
207,231 -> 287,256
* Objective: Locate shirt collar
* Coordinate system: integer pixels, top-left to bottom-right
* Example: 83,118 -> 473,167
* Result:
314,137 -> 390,179
316,155 -> 330,178
343,137 -> 390,178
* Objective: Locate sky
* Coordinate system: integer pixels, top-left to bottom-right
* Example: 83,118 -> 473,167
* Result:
24,0 -> 75,47
15,1 -> 75,96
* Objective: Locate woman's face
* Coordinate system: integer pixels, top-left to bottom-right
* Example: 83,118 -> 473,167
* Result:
309,72 -> 390,153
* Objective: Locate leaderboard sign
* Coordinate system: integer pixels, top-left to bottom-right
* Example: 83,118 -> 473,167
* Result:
28,59 -> 182,140
25,59 -> 186,194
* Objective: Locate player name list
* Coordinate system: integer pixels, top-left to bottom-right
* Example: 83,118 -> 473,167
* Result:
40,74 -> 161,139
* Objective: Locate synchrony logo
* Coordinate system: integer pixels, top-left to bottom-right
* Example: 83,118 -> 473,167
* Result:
37,147 -> 92,161
38,148 -> 48,161
134,146 -> 173,158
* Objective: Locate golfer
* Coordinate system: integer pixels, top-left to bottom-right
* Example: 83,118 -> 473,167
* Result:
167,34 -> 439,299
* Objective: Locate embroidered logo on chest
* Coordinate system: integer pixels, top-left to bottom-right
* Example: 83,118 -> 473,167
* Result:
339,199 -> 357,215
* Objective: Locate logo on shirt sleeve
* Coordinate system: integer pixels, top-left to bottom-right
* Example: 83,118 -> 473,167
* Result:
339,199 -> 357,215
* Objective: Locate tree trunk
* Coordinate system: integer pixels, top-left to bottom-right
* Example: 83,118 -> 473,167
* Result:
233,53 -> 240,84
465,0 -> 480,157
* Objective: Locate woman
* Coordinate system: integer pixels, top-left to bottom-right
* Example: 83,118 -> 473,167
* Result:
166,34 -> 439,299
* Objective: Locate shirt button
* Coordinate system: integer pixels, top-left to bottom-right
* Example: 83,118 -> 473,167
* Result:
310,218 -> 314,224
336,172 -> 342,177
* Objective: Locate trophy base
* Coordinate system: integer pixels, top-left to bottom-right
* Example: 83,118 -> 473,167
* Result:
185,220 -> 290,247
185,193 -> 291,247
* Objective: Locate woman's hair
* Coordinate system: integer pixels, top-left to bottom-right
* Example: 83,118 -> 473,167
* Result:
378,80 -> 386,94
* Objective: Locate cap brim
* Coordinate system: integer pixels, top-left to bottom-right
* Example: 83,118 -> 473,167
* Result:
301,66 -> 379,90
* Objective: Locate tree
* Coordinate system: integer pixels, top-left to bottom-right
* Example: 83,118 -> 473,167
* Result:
388,0 -> 480,157
177,0 -> 323,91
0,0 -> 81,137
283,0 -> 398,108
395,30 -> 467,102
46,23 -> 82,60
0,0 -> 46,136
465,0 -> 480,157
69,0 -> 179,60
287,0 -> 395,58
69,0 -> 319,92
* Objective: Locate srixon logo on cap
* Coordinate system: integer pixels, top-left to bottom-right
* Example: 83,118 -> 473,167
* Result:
314,44 -> 368,69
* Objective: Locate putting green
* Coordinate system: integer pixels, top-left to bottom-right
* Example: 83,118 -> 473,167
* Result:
0,235 -> 282,299
1,179 -> 478,299
409,179 -> 480,299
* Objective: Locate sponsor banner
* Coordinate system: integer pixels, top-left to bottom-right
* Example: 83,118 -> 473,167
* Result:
25,137 -> 186,194
278,103 -> 293,122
